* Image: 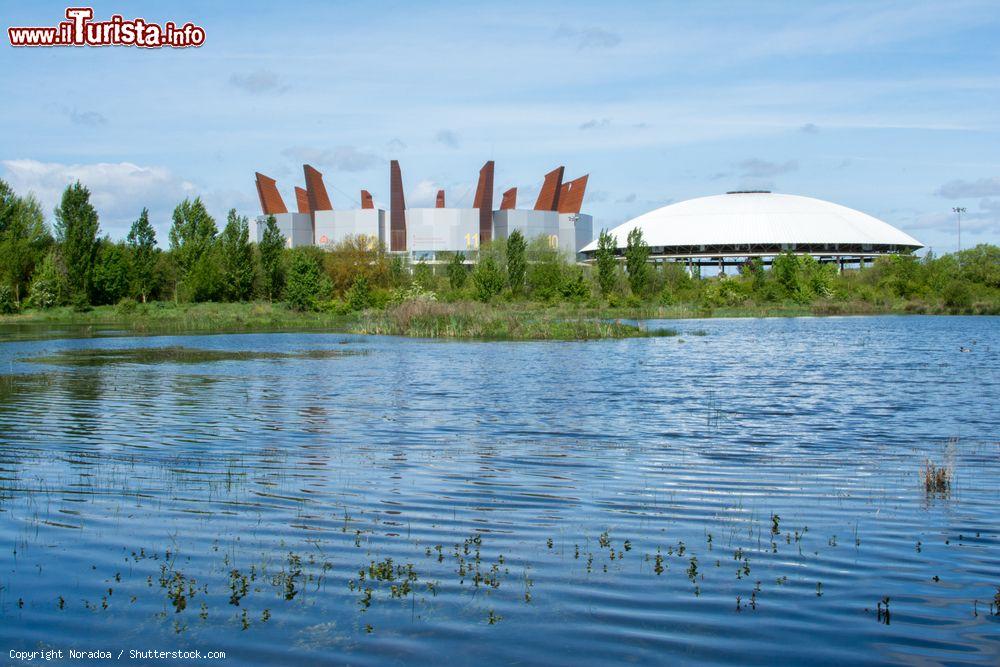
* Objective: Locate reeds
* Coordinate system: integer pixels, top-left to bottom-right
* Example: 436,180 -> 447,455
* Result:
353,299 -> 674,340
924,459 -> 951,494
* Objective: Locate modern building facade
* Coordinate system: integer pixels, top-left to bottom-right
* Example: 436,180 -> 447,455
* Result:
579,190 -> 922,268
252,159 -> 593,258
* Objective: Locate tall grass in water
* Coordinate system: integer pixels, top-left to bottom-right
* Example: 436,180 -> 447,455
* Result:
923,459 -> 951,494
353,299 -> 675,340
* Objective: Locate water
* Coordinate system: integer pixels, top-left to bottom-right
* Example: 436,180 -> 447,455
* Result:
0,316 -> 997,665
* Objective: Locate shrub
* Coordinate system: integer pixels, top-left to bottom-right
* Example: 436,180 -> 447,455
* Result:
625,227 -> 650,296
560,267 -> 590,302
472,256 -> 505,302
28,251 -> 65,309
285,251 -> 324,311
595,229 -> 617,296
0,285 -> 18,314
507,229 -> 527,295
446,252 -> 467,290
346,274 -> 374,311
942,280 -> 972,309
116,297 -> 138,315
388,283 -> 437,306
413,260 -> 434,290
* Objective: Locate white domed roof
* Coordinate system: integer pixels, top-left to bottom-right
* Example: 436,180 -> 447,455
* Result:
582,192 -> 922,253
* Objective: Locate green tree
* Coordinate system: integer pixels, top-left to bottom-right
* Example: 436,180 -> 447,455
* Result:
169,198 -> 218,301
526,237 -> 564,301
447,252 -> 467,289
0,187 -> 50,305
413,259 -> 434,290
958,244 -> 1000,288
560,266 -> 591,302
126,208 -> 158,303
285,250 -> 323,311
91,238 -> 130,305
54,181 -> 100,304
28,249 -> 66,309
625,227 -> 650,297
506,229 -> 527,295
595,229 -> 617,296
220,209 -> 255,301
472,255 -> 505,302
772,251 -> 808,302
346,274 -> 374,311
258,214 -> 285,301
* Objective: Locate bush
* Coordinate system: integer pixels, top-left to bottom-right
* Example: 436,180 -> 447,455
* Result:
472,256 -> 505,302
942,280 -> 972,309
321,298 -> 352,316
346,274 -> 374,311
116,297 -> 138,315
285,251 -> 324,311
388,283 -> 437,306
0,285 -> 18,314
28,251 -> 65,309
446,252 -> 467,290
560,267 -> 590,302
413,260 -> 434,290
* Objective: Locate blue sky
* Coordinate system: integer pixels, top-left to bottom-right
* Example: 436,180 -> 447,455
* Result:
2,0 -> 999,252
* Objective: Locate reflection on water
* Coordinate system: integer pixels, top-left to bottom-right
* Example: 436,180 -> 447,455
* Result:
0,317 -> 998,665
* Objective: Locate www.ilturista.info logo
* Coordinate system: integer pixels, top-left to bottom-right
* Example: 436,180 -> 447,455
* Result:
8,7 -> 205,48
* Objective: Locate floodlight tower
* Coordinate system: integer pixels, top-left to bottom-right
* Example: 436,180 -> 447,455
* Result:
952,206 -> 965,265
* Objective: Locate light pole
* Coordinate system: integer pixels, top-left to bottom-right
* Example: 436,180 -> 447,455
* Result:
952,207 -> 965,265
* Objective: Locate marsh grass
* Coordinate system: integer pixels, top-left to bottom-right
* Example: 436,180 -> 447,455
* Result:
924,459 -> 952,495
353,300 -> 677,340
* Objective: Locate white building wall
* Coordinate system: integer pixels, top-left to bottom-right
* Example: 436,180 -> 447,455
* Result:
254,213 -> 313,248
313,210 -> 385,249
405,208 -> 481,254
563,213 -> 594,256
493,210 -> 592,255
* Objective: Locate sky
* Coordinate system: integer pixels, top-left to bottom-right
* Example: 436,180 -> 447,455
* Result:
2,0 -> 999,253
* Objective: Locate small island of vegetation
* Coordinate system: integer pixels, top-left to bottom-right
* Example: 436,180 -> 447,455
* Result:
1,179 -> 998,340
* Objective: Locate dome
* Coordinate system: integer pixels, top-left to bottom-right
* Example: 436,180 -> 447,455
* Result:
581,191 -> 922,257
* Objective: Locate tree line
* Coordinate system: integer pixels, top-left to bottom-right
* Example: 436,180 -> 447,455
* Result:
1,178 -> 998,315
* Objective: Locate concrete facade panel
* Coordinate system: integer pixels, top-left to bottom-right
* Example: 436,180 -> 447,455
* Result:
254,213 -> 313,248
406,208 -> 481,253
314,209 -> 385,248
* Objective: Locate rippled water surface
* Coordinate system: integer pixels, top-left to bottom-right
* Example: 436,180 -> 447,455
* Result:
0,316 -> 998,665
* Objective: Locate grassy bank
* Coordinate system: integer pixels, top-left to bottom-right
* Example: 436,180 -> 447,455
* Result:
0,301 -> 354,335
1,296 -> 993,343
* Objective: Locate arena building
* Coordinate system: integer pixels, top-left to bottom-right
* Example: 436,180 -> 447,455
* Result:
579,191 -> 922,269
251,160 -> 594,259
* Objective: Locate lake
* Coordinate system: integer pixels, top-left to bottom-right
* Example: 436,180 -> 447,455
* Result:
0,316 -> 997,665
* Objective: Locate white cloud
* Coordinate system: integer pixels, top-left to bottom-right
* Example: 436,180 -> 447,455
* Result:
69,109 -> 107,126
906,208 -> 998,235
229,70 -> 290,95
554,24 -> 622,50
736,158 -> 799,177
934,176 -> 1000,199
282,145 -> 382,172
1,159 -> 198,240
408,179 -> 442,207
434,129 -> 460,149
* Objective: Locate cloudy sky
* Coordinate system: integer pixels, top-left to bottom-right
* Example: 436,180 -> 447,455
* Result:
2,0 -> 999,252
